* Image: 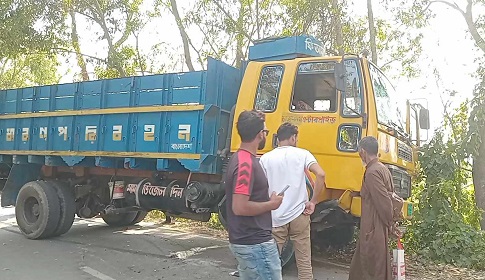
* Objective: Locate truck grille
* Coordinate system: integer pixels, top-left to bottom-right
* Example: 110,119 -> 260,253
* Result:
398,142 -> 413,162
388,165 -> 411,199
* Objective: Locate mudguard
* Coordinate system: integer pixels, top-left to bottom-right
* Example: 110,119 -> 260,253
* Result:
1,164 -> 42,207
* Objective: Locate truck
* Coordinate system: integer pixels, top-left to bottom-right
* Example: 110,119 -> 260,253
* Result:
0,35 -> 429,266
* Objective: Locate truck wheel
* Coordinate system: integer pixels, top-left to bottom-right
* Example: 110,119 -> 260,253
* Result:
313,224 -> 355,248
132,211 -> 148,224
101,211 -> 139,227
217,196 -> 228,230
15,181 -> 61,239
281,238 -> 296,269
50,181 -> 76,237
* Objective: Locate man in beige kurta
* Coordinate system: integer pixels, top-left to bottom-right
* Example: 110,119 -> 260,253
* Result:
349,136 -> 394,280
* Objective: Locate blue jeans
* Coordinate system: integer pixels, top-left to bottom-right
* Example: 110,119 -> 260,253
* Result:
229,239 -> 283,280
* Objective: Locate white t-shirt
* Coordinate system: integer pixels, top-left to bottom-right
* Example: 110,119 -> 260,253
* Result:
259,146 -> 318,228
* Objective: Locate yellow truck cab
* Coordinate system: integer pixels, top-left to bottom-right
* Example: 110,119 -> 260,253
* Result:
230,36 -> 429,254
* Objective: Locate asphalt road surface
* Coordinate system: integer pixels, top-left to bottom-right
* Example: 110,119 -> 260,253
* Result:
0,206 -> 349,280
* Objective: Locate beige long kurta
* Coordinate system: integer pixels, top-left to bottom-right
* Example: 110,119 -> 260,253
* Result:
349,158 -> 394,280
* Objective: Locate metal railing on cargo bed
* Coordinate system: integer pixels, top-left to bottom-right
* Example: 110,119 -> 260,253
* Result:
0,58 -> 241,174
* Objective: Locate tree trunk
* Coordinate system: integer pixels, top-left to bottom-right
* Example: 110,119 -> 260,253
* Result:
464,1 -> 485,54
332,0 -> 344,55
90,1 -> 127,77
69,9 -> 89,81
169,0 -> 195,71
473,131 -> 485,230
234,2 -> 246,68
366,0 -> 378,64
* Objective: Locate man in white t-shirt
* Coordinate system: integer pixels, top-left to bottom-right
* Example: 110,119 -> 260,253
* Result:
260,122 -> 326,280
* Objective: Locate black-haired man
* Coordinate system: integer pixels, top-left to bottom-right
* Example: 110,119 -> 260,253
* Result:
260,122 -> 326,280
349,136 -> 395,280
224,110 -> 284,280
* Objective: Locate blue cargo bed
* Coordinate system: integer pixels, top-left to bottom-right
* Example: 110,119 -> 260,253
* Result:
0,58 -> 241,174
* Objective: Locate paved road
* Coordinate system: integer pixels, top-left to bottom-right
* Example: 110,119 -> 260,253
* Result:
0,206 -> 348,280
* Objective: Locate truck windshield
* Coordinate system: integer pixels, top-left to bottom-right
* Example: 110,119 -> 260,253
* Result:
368,63 -> 406,132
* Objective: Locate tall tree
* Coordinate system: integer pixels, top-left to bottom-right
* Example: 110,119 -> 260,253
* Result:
65,1 -> 90,81
168,0 -> 195,71
367,0 -> 378,64
421,0 -> 485,229
71,0 -> 146,78
0,55 -> 60,90
163,0 -> 280,68
0,0 -> 65,89
331,0 -> 344,55
0,0 -> 65,58
468,72 -> 485,229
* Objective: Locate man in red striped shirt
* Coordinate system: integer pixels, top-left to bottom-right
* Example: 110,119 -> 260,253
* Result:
224,110 -> 284,280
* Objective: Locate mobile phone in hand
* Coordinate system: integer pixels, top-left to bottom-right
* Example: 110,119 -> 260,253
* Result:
278,185 -> 290,196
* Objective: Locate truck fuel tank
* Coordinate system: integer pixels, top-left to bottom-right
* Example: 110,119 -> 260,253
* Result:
123,178 -> 224,215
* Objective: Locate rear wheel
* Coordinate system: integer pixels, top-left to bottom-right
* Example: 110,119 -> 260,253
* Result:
15,181 -> 61,239
312,224 -> 355,248
280,238 -> 296,268
132,211 -> 148,224
101,211 -> 145,227
217,196 -> 228,230
50,181 -> 76,237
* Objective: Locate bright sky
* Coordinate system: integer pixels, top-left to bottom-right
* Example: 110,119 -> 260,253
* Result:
58,0 -> 481,137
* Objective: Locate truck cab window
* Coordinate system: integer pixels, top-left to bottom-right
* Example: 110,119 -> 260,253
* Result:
342,60 -> 363,116
254,65 -> 284,112
291,61 -> 337,112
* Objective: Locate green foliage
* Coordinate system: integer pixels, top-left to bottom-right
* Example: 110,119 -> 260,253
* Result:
0,0 -> 64,89
207,213 -> 225,230
0,54 -> 60,90
406,102 -> 485,270
145,210 -> 225,231
466,66 -> 485,158
70,0 -> 148,78
0,0 -> 66,58
94,46 -> 140,79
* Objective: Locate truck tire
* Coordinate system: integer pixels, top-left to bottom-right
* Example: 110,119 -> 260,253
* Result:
132,211 -> 148,224
312,224 -> 355,248
50,181 -> 76,237
101,211 -> 140,227
280,238 -> 296,269
15,181 -> 61,239
217,196 -> 228,230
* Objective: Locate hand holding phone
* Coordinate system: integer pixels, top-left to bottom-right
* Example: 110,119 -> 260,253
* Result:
278,185 -> 290,196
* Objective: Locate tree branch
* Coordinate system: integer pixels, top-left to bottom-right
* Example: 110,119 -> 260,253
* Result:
459,166 -> 473,173
196,25 -> 220,56
211,0 -> 255,44
429,0 -> 465,16
0,58 -> 10,76
69,9 -> 89,81
430,0 -> 485,55
380,57 -> 400,69
50,48 -> 106,63
114,7 -> 134,49
463,0 -> 485,54
75,10 -> 97,23
187,35 -> 205,70
169,0 -> 195,71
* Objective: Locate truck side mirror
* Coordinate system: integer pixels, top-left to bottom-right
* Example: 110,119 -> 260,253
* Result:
334,62 -> 346,93
419,108 -> 430,130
